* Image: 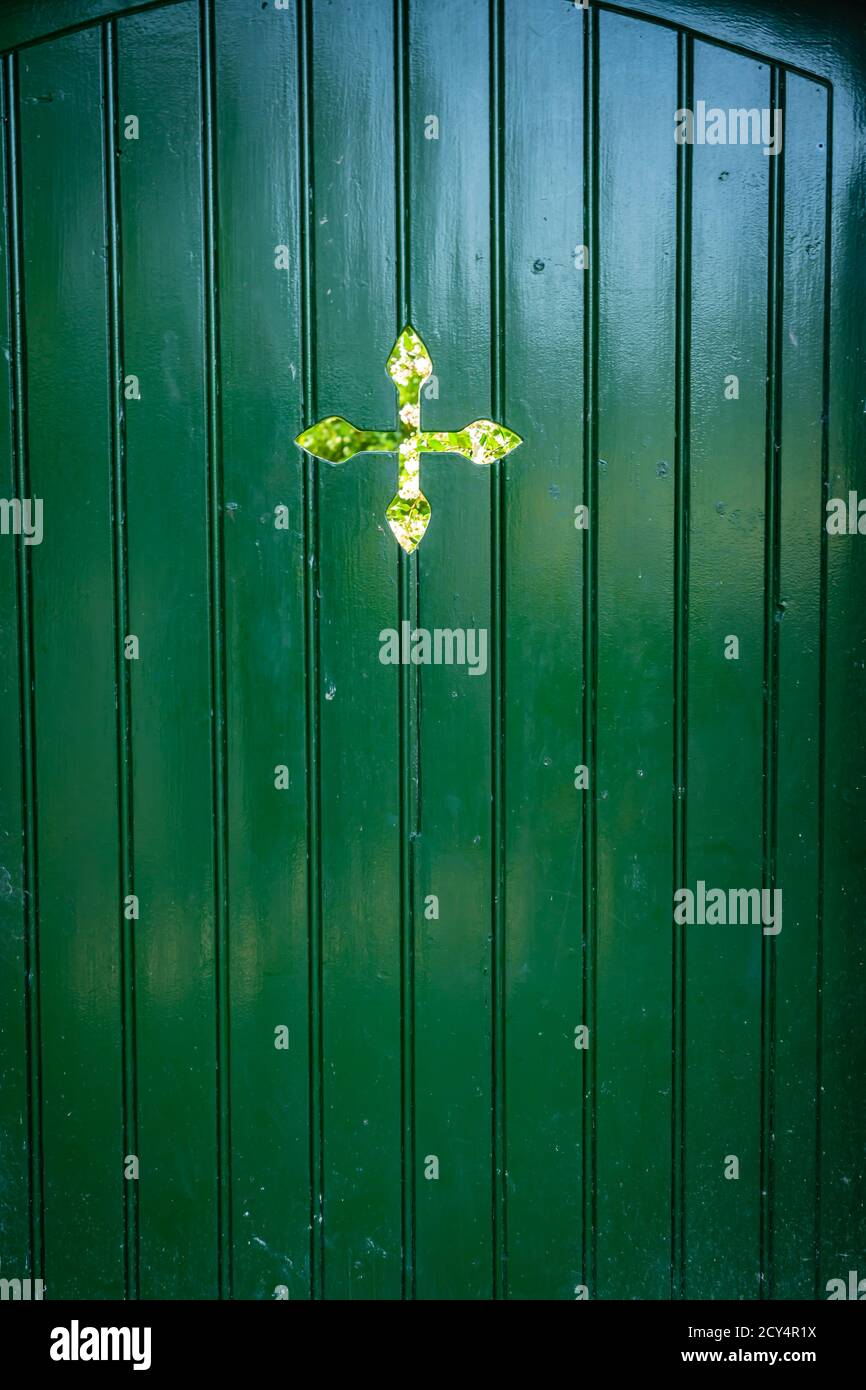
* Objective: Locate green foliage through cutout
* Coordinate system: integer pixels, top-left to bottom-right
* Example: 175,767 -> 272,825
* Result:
295,326 -> 522,552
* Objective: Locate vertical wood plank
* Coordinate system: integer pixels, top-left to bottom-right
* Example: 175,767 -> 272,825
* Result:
0,59 -> 31,1284
820,49 -> 866,1294
684,42 -> 769,1299
771,72 -> 826,1299
594,8 -> 677,1300
406,0 -> 494,1300
116,1 -> 218,1299
19,28 -> 124,1298
311,0 -> 402,1299
213,0 -> 311,1302
501,0 -> 585,1300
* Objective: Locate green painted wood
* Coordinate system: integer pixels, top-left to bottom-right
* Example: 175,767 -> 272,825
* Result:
18,28 -> 124,1299
501,0 -> 585,1301
311,0 -> 402,1300
213,0 -> 312,1302
594,9 -> 678,1300
772,72 -> 826,1299
0,1 -> 182,54
819,39 -> 866,1300
684,43 -> 769,1299
408,0 -> 494,1301
0,0 -> 863,1301
115,1 -> 218,1299
0,63 -> 31,1286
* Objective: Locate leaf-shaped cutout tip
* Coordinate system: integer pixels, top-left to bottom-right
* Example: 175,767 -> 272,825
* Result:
296,417 -> 398,464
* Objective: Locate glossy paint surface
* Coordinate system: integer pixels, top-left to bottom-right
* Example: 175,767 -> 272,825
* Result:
0,0 -> 863,1299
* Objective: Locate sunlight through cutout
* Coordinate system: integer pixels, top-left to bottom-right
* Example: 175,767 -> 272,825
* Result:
295,326 -> 522,552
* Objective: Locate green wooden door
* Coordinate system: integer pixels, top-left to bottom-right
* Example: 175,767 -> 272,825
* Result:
1,0 -> 864,1301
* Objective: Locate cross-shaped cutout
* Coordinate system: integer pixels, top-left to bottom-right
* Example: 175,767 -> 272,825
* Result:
295,326 -> 523,552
